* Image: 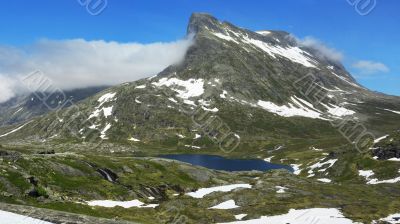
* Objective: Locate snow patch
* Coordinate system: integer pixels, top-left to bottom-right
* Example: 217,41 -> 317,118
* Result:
383,109 -> 400,115
211,30 -> 318,68
374,135 -> 389,144
0,122 -> 31,138
88,124 -> 99,129
202,106 -> 219,112
177,134 -> 185,139
234,214 -> 247,220
88,106 -> 113,119
128,137 -> 140,142
184,145 -> 201,149
135,97 -> 142,104
217,208 -> 360,224
0,210 -> 53,224
359,169 -> 400,185
98,92 -> 116,107
135,85 -> 146,89
168,97 -> 178,103
88,92 -> 116,119
256,30 -> 271,35
152,78 -> 204,99
311,146 -> 323,151
86,200 -> 158,208
257,100 -> 323,119
321,103 -> 356,117
308,158 -> 337,176
198,99 -> 211,106
291,164 -> 302,175
212,32 -> 239,43
275,186 -> 288,193
264,156 -> 274,162
241,35 -> 318,68
183,99 -> 196,106
187,184 -> 252,199
317,178 -> 332,183
220,90 -> 228,99
374,213 -> 400,224
102,106 -> 113,118
331,72 -> 361,88
209,200 -> 239,210
12,108 -> 23,115
100,124 -> 112,139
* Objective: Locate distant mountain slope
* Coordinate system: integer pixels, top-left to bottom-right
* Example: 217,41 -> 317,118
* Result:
0,86 -> 108,126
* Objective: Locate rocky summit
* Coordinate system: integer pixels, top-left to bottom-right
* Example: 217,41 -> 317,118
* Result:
0,13 -> 399,224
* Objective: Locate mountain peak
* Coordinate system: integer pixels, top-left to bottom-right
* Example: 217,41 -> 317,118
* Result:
187,13 -> 295,48
187,13 -> 222,35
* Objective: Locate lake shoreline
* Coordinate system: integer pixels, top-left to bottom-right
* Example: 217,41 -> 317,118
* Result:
158,154 -> 294,172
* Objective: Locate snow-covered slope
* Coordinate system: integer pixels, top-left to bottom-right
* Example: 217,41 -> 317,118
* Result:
218,208 -> 361,224
0,210 -> 53,224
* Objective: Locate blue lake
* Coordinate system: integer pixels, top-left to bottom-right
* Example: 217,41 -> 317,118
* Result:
159,154 -> 294,172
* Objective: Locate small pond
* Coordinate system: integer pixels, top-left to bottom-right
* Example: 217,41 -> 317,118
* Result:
159,154 -> 294,172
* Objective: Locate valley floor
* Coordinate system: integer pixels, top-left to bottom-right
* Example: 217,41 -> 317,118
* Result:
0,143 -> 399,224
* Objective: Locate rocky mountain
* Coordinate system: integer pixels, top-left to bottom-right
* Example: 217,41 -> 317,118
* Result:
0,13 -> 400,224
0,86 -> 108,126
3,13 -> 399,152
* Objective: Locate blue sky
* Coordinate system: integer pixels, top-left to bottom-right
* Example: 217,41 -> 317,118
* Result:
0,0 -> 399,96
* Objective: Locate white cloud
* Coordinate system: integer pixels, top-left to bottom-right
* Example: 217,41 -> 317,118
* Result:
0,75 -> 18,103
296,36 -> 344,62
352,60 -> 389,74
0,36 -> 194,103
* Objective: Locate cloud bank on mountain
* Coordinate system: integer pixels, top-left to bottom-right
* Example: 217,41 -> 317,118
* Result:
296,36 -> 344,62
0,37 -> 194,103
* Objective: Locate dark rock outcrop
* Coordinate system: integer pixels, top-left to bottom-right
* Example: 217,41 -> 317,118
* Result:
373,145 -> 400,160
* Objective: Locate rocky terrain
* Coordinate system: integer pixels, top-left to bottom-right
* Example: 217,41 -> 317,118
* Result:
0,86 -> 108,126
0,13 -> 399,223
373,130 -> 400,160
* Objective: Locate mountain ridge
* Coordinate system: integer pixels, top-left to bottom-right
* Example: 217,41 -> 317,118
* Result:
1,13 -> 400,152
0,86 -> 109,127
